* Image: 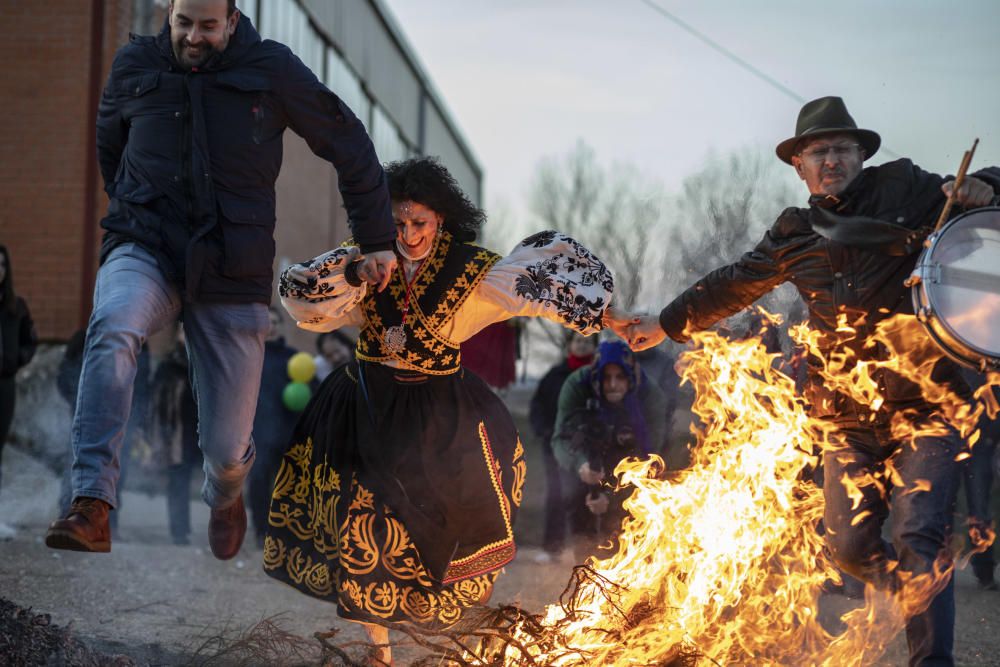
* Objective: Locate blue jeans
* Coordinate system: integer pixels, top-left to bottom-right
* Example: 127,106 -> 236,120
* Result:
823,420 -> 961,667
964,428 -> 997,582
71,243 -> 268,510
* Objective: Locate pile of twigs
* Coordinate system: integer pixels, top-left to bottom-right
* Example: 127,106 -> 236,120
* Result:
314,566 -> 702,667
186,613 -> 320,666
0,596 -> 136,667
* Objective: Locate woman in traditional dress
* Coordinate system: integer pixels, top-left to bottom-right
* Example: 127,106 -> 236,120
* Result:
263,157 -> 616,665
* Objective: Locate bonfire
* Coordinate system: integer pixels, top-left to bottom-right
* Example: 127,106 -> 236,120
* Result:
402,311 -> 997,667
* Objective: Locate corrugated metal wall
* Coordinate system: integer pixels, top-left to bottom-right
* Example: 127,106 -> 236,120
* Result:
297,0 -> 481,201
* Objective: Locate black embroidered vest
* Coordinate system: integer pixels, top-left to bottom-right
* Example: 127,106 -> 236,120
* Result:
356,231 -> 501,374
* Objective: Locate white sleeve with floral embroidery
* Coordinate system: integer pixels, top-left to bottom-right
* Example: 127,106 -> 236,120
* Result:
278,231 -> 614,341
278,246 -> 366,332
442,231 -> 614,342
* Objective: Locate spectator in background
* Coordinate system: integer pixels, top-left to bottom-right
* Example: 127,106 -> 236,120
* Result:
313,330 -> 354,382
634,345 -> 681,452
461,320 -> 521,391
56,331 -> 88,411
0,245 -> 38,539
148,325 -> 201,545
552,340 -> 668,559
529,332 -> 597,562
247,307 -> 300,548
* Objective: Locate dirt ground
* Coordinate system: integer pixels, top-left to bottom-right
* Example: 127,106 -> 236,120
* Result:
2,390 -> 1000,665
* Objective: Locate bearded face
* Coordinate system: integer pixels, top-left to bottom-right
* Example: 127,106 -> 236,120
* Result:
169,0 -> 239,70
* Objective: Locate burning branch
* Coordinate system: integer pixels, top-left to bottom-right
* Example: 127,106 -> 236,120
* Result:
316,312 -> 995,665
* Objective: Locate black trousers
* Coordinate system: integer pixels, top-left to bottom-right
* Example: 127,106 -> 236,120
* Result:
540,437 -> 565,553
0,377 -> 15,492
166,462 -> 199,541
248,447 -> 283,539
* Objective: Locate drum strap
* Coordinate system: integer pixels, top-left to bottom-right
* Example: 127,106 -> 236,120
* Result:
809,207 -> 930,256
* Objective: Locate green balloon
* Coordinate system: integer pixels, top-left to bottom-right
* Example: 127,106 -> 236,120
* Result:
282,381 -> 312,412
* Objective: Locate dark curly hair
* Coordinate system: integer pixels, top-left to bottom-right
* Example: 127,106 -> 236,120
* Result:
384,157 -> 485,242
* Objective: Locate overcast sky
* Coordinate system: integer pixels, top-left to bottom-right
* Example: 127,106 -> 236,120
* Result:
382,0 -> 999,222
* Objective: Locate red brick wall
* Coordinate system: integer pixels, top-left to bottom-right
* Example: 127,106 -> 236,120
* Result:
0,0 -> 131,341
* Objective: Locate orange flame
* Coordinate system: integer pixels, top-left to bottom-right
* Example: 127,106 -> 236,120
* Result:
471,312 -> 994,666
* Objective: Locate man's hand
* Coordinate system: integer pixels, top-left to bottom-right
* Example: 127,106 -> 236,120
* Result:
624,314 -> 668,351
602,306 -> 641,340
578,461 -> 605,485
585,492 -> 610,516
355,250 -> 397,292
942,176 -> 995,208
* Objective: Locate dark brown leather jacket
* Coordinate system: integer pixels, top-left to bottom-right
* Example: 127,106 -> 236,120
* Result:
659,158 -> 1000,419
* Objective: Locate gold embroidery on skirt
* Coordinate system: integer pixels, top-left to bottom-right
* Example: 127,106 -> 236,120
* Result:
266,434 -> 507,626
381,514 -> 435,585
511,437 -> 526,507
269,439 -> 322,542
284,545 -> 335,597
364,580 -> 402,618
340,510 -> 379,575
442,422 -> 517,583
262,534 -> 285,570
399,586 -> 439,623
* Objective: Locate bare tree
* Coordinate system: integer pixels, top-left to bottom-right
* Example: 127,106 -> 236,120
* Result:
660,148 -> 802,321
477,196 -> 522,255
529,141 -> 662,311
517,144 -> 804,374
516,141 -> 665,365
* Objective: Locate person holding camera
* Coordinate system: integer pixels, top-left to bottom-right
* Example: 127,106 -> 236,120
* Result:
529,332 -> 598,562
552,340 -> 668,558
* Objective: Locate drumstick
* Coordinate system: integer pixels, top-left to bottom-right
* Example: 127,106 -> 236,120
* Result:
934,138 -> 980,232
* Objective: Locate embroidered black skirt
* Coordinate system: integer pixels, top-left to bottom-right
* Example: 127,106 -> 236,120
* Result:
263,360 -> 525,627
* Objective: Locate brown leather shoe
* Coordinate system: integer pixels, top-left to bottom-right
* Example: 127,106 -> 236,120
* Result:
208,494 -> 247,560
45,497 -> 112,552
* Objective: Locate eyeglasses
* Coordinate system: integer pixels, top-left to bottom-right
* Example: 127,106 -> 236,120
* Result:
798,143 -> 861,163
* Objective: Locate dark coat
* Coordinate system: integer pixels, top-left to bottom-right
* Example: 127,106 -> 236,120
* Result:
529,359 -> 574,441
0,297 -> 37,379
252,337 -> 299,454
551,366 -> 669,473
659,158 -> 1000,416
149,347 -> 199,468
96,14 -> 395,303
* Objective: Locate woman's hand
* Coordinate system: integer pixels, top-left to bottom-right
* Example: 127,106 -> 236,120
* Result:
585,492 -> 610,516
603,306 -> 641,339
624,314 -> 668,351
355,250 -> 397,292
578,461 -> 605,485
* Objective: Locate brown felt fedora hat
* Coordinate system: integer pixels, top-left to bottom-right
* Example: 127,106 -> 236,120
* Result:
775,96 -> 880,164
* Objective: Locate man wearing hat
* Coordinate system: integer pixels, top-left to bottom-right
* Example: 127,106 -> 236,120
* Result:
615,96 -> 1000,665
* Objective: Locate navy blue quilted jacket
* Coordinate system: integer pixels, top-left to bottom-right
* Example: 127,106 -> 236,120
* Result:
96,14 -> 394,303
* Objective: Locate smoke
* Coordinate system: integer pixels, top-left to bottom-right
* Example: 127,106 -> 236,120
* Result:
9,345 -> 74,473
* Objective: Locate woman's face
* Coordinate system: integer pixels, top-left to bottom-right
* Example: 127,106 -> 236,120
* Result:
266,308 -> 283,341
568,334 -> 596,358
321,336 -> 352,367
392,200 -> 441,259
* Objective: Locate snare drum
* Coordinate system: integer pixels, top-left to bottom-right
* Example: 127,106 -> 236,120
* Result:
911,207 -> 1000,370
